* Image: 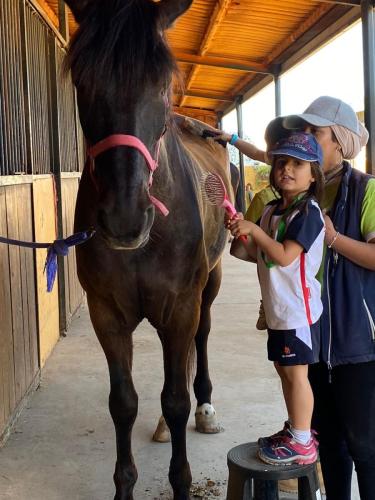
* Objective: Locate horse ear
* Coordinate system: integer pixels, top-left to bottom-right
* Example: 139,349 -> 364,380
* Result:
64,0 -> 95,23
158,0 -> 193,29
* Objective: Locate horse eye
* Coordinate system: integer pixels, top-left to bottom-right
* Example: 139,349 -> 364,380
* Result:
161,89 -> 166,96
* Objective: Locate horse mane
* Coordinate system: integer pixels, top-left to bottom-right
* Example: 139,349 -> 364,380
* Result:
64,0 -> 178,99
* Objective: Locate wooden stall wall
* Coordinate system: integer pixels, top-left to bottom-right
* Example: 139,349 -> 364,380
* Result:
0,1 -> 85,442
61,175 -> 83,328
0,182 -> 39,442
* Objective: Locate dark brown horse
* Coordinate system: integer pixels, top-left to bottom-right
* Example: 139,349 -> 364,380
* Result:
64,1 -> 232,498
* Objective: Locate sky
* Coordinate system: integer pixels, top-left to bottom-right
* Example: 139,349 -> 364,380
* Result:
222,21 -> 365,167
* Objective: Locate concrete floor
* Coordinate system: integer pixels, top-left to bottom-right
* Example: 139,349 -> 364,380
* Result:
0,247 -> 360,500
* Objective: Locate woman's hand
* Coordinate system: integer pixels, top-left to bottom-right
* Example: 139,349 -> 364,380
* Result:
324,214 -> 336,245
209,128 -> 232,144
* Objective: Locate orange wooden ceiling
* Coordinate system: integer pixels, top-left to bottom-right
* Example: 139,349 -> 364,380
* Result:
41,0 -> 361,118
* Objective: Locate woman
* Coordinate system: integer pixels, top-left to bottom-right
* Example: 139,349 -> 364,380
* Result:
216,96 -> 375,499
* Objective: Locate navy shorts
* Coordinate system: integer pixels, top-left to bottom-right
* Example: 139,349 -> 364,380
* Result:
267,320 -> 320,366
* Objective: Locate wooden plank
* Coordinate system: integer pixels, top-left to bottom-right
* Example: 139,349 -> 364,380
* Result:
17,187 -> 31,389
32,177 -> 59,367
0,188 -> 15,434
16,185 -> 38,386
5,186 -> 26,406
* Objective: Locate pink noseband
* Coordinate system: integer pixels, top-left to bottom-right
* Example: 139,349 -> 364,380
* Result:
88,134 -> 169,216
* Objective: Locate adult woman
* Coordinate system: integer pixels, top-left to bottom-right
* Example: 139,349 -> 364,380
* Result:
216,96 -> 375,499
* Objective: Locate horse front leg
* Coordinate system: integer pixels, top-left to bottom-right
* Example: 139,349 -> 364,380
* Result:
194,263 -> 222,434
88,295 -> 139,500
158,304 -> 201,500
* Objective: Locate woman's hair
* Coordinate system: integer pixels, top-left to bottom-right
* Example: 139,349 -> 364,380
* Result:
269,158 -> 324,210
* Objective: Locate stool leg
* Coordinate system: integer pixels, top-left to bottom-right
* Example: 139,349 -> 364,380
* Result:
254,479 -> 279,500
297,465 -> 321,500
226,466 -> 251,500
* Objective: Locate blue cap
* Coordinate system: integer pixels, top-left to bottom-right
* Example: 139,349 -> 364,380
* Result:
269,132 -> 323,166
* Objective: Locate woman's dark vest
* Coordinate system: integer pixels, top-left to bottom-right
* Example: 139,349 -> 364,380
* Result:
321,162 -> 375,367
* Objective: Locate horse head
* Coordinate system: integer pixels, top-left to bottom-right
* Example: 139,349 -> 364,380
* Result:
65,0 -> 192,249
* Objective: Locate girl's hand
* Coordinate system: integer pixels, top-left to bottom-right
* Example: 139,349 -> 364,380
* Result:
229,218 -> 254,238
324,214 -> 336,245
225,212 -> 243,229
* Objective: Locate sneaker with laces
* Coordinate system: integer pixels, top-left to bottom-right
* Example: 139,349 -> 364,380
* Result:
256,300 -> 267,330
258,429 -> 318,466
258,421 -> 291,447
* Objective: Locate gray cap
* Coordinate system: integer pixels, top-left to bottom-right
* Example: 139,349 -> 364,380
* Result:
283,96 -> 362,135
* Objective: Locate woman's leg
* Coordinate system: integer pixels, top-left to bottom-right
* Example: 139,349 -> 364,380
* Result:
333,361 -> 375,500
309,362 -> 353,500
277,363 -> 313,431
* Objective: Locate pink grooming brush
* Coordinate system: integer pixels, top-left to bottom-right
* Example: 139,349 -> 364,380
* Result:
203,172 -> 247,244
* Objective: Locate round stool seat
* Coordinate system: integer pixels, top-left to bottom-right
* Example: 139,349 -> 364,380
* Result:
228,442 -> 316,480
226,442 -> 321,500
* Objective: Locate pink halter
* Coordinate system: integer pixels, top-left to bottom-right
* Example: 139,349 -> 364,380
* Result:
88,134 -> 169,216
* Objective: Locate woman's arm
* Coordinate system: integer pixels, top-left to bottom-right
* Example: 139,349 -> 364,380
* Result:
229,219 -> 303,267
212,131 -> 269,164
325,215 -> 375,271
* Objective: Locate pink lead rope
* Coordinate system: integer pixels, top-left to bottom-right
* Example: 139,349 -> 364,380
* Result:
88,134 -> 169,216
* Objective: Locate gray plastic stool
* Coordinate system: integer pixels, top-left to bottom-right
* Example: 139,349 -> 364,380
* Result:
227,442 -> 321,500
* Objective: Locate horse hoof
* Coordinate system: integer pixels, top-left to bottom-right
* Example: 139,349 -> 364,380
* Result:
195,403 -> 223,434
152,415 -> 171,443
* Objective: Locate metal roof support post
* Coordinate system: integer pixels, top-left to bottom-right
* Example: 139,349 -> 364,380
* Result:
235,97 -> 246,213
217,111 -> 223,130
58,0 -> 69,41
274,70 -> 282,117
361,0 -> 375,174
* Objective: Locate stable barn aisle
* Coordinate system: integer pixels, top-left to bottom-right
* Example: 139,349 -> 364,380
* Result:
0,247 -> 359,499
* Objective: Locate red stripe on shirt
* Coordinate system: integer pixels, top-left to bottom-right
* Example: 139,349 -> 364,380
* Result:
300,253 -> 312,325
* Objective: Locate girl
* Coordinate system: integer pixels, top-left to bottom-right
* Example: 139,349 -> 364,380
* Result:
229,131 -> 325,465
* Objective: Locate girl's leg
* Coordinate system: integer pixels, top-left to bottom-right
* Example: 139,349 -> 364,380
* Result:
276,363 -> 313,432
309,362 -> 353,500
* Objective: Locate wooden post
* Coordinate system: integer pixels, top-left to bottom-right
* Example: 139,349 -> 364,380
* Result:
361,0 -> 375,174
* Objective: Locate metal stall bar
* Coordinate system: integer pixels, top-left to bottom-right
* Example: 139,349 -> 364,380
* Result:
235,96 -> 245,213
48,35 -> 67,335
361,0 -> 375,174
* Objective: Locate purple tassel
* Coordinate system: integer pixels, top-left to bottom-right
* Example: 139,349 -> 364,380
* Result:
44,230 -> 95,292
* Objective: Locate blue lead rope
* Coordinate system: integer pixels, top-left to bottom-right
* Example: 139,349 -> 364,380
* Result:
0,229 -> 95,292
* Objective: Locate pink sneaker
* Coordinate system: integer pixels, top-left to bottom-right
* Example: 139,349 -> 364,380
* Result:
258,421 -> 291,447
258,429 -> 318,466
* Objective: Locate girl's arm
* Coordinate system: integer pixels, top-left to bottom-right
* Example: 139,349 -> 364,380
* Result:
325,215 -> 375,271
230,219 -> 303,267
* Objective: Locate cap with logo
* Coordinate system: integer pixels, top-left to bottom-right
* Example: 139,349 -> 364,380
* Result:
268,132 -> 323,166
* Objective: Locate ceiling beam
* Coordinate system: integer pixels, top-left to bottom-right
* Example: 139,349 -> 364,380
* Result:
176,90 -> 234,102
313,0 -> 360,5
179,0 -> 233,107
175,52 -> 272,74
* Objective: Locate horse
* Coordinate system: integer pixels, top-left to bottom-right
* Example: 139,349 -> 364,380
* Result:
64,1 -> 233,498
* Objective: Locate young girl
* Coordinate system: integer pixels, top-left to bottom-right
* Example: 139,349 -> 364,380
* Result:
229,131 -> 325,465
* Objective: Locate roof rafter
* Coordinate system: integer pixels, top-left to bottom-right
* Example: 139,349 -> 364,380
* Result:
175,52 -> 271,74
178,0 -> 233,108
